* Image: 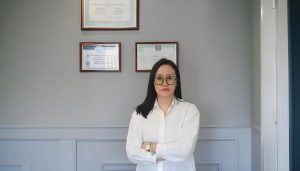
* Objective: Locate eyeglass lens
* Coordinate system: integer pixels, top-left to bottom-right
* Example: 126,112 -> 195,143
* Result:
155,75 -> 176,85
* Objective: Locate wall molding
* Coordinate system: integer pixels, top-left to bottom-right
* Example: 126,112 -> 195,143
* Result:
102,162 -> 135,171
0,124 -> 250,129
0,126 -> 250,141
198,135 -> 240,171
0,163 -> 30,171
196,161 -> 222,171
101,162 -> 222,171
197,138 -> 239,171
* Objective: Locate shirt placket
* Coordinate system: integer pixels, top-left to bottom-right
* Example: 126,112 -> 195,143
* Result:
158,110 -> 165,171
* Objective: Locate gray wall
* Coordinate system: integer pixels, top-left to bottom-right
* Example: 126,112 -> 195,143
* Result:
251,0 -> 261,170
251,0 -> 261,128
0,0 -> 251,127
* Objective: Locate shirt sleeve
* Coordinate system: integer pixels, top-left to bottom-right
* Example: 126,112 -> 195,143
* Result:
126,111 -> 157,164
155,104 -> 200,161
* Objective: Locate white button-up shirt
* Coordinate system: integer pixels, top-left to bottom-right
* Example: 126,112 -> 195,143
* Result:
126,98 -> 200,171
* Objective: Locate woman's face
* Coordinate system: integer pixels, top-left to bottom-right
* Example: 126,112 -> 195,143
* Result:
154,64 -> 177,99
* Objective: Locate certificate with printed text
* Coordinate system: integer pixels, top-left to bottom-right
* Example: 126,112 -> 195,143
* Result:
81,0 -> 139,30
80,42 -> 121,72
135,42 -> 178,72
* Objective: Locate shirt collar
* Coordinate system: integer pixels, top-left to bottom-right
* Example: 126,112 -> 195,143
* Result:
154,97 -> 180,109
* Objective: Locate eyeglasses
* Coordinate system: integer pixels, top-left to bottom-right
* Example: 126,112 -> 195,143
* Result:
154,75 -> 177,85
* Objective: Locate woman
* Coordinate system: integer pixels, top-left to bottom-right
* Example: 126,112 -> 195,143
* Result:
126,58 -> 200,171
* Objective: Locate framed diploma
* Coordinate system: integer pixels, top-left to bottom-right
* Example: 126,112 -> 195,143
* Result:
80,42 -> 121,72
81,0 -> 139,30
135,42 -> 178,72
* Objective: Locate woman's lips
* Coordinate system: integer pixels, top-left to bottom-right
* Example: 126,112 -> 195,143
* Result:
161,88 -> 170,91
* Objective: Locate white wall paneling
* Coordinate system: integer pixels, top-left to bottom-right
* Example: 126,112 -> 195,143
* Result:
276,0 -> 290,170
59,140 -> 76,171
0,126 -> 250,171
0,140 -> 60,171
0,163 -> 30,171
260,0 -> 290,170
260,0 -> 278,169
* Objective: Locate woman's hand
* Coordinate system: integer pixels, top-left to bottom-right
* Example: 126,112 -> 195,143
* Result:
150,142 -> 157,153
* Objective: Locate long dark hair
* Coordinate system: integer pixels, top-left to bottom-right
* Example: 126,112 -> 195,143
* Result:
136,58 -> 182,118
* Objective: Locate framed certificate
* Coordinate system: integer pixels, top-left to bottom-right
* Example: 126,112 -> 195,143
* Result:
80,42 -> 121,72
81,0 -> 139,30
135,42 -> 178,72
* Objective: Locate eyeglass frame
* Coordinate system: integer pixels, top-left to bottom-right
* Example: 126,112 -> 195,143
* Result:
154,75 -> 178,85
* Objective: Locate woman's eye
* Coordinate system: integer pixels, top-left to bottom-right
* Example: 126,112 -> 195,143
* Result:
166,76 -> 175,80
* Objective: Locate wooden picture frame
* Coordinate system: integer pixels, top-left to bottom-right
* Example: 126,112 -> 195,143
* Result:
135,42 -> 178,72
80,42 -> 121,72
81,0 -> 139,30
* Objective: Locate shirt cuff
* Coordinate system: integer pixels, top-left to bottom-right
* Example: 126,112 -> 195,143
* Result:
156,143 -> 167,157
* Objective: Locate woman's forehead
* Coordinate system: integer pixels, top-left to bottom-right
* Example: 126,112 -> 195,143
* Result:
156,65 -> 175,74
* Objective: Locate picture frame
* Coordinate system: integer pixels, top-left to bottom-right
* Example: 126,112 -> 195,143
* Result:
81,0 -> 139,30
80,42 -> 121,72
135,42 -> 179,72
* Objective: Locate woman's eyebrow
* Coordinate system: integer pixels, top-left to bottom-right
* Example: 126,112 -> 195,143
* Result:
155,74 -> 175,76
